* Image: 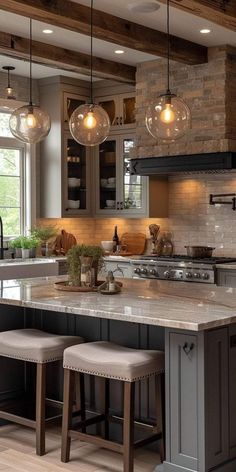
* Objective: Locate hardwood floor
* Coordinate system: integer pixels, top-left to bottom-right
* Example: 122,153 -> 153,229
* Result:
0,424 -> 161,471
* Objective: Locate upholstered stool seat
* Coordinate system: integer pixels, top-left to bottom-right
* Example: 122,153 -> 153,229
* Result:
0,329 -> 82,364
62,341 -> 165,472
0,328 -> 83,457
63,341 -> 164,381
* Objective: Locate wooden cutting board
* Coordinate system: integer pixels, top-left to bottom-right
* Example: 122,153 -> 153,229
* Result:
53,229 -> 77,255
120,232 -> 146,255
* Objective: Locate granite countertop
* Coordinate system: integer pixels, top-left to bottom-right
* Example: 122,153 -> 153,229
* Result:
216,263 -> 236,270
0,258 -> 61,267
0,276 -> 236,331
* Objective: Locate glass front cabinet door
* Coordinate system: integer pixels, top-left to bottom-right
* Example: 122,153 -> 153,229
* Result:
95,134 -> 147,216
96,93 -> 135,131
63,92 -> 86,127
63,134 -> 91,216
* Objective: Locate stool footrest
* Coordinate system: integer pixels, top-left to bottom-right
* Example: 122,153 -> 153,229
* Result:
134,432 -> 162,449
0,410 -> 36,429
69,429 -> 123,453
73,413 -> 105,430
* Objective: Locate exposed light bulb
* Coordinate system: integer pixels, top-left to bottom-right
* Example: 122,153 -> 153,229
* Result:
6,87 -> 14,98
26,113 -> 37,128
83,111 -> 97,129
160,103 -> 175,124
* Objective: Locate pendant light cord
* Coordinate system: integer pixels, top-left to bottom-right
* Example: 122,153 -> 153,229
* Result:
90,0 -> 93,104
7,69 -> 10,88
29,18 -> 33,106
167,0 -> 170,94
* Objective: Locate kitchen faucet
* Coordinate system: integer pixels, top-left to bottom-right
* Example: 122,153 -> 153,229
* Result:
0,217 -> 4,260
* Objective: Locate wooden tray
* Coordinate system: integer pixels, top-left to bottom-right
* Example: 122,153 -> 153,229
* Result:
54,281 -> 97,292
54,281 -> 122,292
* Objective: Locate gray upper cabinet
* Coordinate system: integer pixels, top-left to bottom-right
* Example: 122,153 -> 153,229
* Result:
39,76 -> 168,219
39,76 -> 92,218
94,133 -> 149,217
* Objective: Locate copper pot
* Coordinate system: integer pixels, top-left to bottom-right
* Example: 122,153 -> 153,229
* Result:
184,246 -> 215,258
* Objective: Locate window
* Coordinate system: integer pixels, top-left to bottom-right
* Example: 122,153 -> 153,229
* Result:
0,111 -> 25,237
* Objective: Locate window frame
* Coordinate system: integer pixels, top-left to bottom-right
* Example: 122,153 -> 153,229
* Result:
0,136 -> 25,237
0,100 -> 37,238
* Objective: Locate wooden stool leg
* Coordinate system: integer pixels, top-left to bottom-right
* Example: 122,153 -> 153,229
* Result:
123,382 -> 135,472
79,373 -> 86,433
61,369 -> 74,463
156,373 -> 165,462
36,363 -> 46,456
104,378 -> 110,440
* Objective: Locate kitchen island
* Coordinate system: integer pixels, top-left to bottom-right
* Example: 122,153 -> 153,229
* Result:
0,276 -> 236,472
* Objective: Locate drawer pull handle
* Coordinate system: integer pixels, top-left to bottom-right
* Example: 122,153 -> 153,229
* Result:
183,342 -> 194,355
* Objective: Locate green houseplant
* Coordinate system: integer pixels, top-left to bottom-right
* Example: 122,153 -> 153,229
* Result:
9,236 -> 23,258
20,236 -> 40,259
31,225 -> 58,256
67,244 -> 104,287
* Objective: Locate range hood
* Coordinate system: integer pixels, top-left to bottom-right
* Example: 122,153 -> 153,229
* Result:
130,152 -> 236,176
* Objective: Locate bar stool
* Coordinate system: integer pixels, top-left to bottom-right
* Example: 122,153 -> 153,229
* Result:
0,328 -> 83,456
61,341 -> 165,472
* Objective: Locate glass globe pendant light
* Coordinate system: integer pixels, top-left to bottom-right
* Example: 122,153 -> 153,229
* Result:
69,0 -> 110,146
145,0 -> 191,141
2,66 -> 16,99
9,19 -> 51,144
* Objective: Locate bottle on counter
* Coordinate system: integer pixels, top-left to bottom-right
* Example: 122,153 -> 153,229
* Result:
112,225 -> 119,253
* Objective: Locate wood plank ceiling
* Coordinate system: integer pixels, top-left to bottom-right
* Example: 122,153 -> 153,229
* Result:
0,0 -> 209,83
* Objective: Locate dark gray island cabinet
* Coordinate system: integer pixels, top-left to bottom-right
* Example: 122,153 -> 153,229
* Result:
0,278 -> 236,472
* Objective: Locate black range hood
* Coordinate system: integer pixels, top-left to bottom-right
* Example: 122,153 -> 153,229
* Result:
130,152 -> 236,176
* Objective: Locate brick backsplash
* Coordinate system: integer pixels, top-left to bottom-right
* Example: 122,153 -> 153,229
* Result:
38,172 -> 236,257
37,217 -> 169,248
168,173 -> 236,256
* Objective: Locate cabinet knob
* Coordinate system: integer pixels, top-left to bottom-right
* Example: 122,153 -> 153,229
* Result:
120,201 -> 124,210
116,201 -> 120,210
120,116 -> 123,126
183,342 -> 194,355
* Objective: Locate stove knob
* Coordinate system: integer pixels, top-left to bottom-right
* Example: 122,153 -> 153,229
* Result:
202,272 -> 209,280
149,269 -> 158,276
185,272 -> 192,279
164,270 -> 171,279
134,267 -> 141,274
194,273 -> 201,279
140,267 -> 148,275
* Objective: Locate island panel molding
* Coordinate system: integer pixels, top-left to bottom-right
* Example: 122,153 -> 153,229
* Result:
0,0 -> 207,65
158,0 -> 236,32
0,31 -> 135,83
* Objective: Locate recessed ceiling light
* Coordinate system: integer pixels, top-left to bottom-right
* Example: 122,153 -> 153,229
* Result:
42,29 -> 53,34
200,28 -> 211,34
128,2 -> 160,13
115,49 -> 125,54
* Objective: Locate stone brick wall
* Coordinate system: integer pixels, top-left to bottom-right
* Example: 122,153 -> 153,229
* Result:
135,46 -> 236,158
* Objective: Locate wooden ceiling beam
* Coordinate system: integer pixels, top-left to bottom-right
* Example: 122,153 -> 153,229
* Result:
0,0 -> 207,65
158,0 -> 236,32
0,31 -> 136,83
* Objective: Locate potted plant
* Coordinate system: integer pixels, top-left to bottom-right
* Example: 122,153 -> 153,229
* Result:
20,236 -> 40,259
67,244 -> 104,287
9,236 -> 23,258
31,225 -> 58,256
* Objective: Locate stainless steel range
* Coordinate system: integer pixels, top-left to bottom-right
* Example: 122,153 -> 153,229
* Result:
131,255 -> 236,284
